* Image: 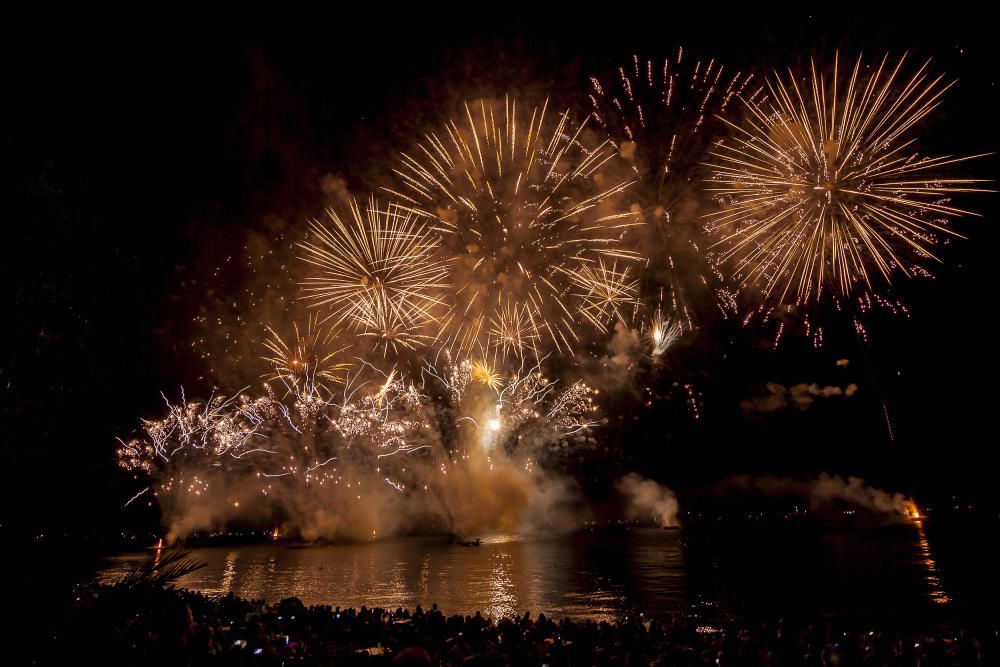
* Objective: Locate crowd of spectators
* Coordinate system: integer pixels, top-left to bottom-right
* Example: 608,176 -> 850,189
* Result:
39,583 -> 995,666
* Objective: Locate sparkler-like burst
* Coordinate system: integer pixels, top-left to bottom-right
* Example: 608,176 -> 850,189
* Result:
386,96 -> 641,361
647,310 -> 683,358
298,198 -> 450,354
120,330 -> 603,540
116,361 -> 435,540
589,50 -> 762,328
422,355 -> 600,461
471,360 -> 503,391
706,52 -> 989,334
117,371 -> 424,487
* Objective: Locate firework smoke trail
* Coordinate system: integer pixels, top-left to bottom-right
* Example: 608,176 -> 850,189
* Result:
298,198 -> 451,355
385,96 -> 642,363
705,52 -> 990,341
724,473 -> 923,521
589,50 -> 762,329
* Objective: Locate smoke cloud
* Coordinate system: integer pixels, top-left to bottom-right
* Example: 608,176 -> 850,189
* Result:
725,473 -> 913,519
741,381 -> 859,416
617,473 -> 680,527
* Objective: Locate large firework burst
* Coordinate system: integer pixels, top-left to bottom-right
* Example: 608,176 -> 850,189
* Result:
386,96 -> 641,362
706,52 -> 988,330
298,198 -> 450,355
589,50 -> 761,328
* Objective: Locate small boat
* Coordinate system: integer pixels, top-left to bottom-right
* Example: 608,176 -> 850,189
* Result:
458,538 -> 481,547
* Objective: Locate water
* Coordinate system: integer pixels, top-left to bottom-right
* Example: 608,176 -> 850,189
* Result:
97,521 -> 988,622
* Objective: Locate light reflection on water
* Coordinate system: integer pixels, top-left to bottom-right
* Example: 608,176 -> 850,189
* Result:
99,530 -> 686,620
914,520 -> 951,605
97,525 -> 958,620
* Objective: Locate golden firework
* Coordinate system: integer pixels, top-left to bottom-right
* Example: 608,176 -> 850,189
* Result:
471,360 -> 503,391
562,259 -> 639,329
262,315 -> 352,403
589,50 -> 762,328
706,52 -> 988,316
298,198 -> 450,354
387,96 -> 641,360
647,310 -> 683,357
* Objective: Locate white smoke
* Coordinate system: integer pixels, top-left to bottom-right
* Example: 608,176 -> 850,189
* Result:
617,473 -> 680,527
727,473 -> 912,519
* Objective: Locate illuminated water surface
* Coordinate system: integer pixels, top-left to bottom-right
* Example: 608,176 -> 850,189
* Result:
98,525 -> 963,621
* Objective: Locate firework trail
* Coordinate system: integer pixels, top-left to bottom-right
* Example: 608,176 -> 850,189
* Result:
385,96 -> 641,363
589,50 -> 762,329
705,52 -> 989,341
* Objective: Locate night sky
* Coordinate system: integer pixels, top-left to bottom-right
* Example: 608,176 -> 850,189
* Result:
4,10 -> 998,540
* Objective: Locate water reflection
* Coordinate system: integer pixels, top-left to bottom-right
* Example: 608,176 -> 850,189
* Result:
219,551 -> 238,596
97,525 -> 958,620
99,530 -> 685,620
914,520 -> 951,605
488,550 -> 515,619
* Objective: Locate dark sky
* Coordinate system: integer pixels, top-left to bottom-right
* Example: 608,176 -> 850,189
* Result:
4,11 -> 998,536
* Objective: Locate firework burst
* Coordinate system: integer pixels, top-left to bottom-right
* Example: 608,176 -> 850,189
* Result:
387,96 -> 641,361
563,259 -> 639,329
589,50 -> 762,328
471,360 -> 503,391
706,52 -> 989,332
262,315 -> 352,403
117,367 -> 429,503
298,198 -> 450,354
647,310 -> 683,357
422,355 -> 600,457
120,333 -> 603,540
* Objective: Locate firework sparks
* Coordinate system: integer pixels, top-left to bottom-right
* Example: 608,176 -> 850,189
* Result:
471,360 -> 503,391
647,310 -> 683,357
563,259 -> 639,329
387,96 -> 641,361
118,364 -> 429,498
262,315 -> 352,403
706,52 -> 989,327
298,198 -> 450,354
589,50 -> 762,327
423,355 -> 600,454
498,363 -> 600,437
590,49 -> 757,203
120,342 -> 602,541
